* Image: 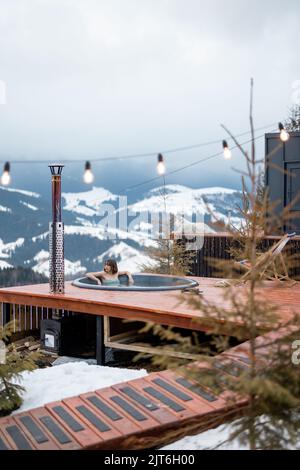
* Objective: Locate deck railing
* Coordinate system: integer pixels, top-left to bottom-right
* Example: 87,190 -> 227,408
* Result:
177,232 -> 300,278
0,303 -> 72,334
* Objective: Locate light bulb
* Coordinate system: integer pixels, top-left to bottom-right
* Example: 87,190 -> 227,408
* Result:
83,161 -> 94,184
1,162 -> 11,186
1,171 -> 10,186
280,129 -> 289,142
222,140 -> 231,159
83,169 -> 94,184
279,122 -> 290,142
157,153 -> 166,175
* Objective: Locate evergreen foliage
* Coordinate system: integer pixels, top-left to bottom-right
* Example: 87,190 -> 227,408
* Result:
0,322 -> 39,416
285,104 -> 300,131
0,266 -> 48,288
141,185 -> 194,275
138,80 -> 300,449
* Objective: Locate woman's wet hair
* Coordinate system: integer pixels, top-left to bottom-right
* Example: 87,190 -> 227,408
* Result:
105,259 -> 118,274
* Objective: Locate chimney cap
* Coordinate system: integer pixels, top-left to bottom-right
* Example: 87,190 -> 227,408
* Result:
48,164 -> 64,175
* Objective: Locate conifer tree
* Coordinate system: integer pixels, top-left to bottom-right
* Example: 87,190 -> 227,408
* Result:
141,183 -> 194,276
285,104 -> 300,131
138,80 -> 300,449
0,321 -> 39,416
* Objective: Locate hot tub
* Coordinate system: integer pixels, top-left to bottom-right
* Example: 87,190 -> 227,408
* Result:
72,274 -> 199,292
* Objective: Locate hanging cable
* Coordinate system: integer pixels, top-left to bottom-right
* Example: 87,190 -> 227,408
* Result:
0,121 -> 284,191
123,128 -> 277,192
0,121 -> 278,165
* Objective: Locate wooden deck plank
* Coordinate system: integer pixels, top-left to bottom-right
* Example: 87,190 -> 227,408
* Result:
62,396 -> 121,442
145,374 -> 219,415
13,412 -> 60,450
0,416 -> 37,450
81,391 -> 141,436
29,407 -> 80,450
0,430 -> 13,450
185,359 -> 250,406
0,326 -> 294,451
132,376 -> 195,419
0,278 -> 299,335
46,400 -> 102,449
157,370 -> 228,411
94,387 -> 160,430
112,381 -> 178,425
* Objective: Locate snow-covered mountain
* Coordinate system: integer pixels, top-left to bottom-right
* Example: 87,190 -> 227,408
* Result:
30,250 -> 87,278
0,184 -> 242,278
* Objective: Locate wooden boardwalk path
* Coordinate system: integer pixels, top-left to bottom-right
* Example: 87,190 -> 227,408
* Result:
0,329 -> 282,451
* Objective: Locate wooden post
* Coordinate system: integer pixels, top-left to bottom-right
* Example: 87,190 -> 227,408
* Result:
2,303 -> 10,325
96,316 -> 105,366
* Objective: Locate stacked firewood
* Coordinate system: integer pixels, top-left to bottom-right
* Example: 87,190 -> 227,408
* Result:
8,336 -> 41,354
7,337 -> 57,366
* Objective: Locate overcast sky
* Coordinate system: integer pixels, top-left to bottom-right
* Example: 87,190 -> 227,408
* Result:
0,0 -> 299,189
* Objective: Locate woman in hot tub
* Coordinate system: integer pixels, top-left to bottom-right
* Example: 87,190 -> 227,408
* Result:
86,259 -> 134,286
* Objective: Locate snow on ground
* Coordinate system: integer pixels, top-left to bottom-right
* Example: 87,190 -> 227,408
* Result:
0,259 -> 12,269
32,250 -> 87,277
33,249 -> 49,262
161,421 -> 246,450
64,224 -> 156,248
0,186 -> 40,198
162,416 -> 300,450
0,237 -> 25,259
31,223 -> 155,248
174,217 -> 216,234
63,186 -> 117,217
14,362 -> 147,413
32,231 -> 49,242
20,201 -> 38,211
130,185 -> 240,218
0,204 -> 12,213
95,241 -> 157,272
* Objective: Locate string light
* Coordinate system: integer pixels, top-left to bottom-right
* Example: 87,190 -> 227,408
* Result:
157,153 -> 166,175
83,161 -> 94,184
1,162 -> 11,186
278,122 -> 289,142
0,121 -> 287,190
123,129 -> 274,193
222,140 -> 232,160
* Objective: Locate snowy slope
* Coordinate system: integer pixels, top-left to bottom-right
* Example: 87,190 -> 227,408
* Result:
32,250 -> 87,278
0,204 -> 12,213
94,241 -> 157,272
0,184 -> 243,275
0,238 -> 24,260
20,201 -> 38,211
2,187 -> 40,198
64,224 -> 156,248
131,185 -> 240,219
63,186 -> 117,217
0,260 -> 12,269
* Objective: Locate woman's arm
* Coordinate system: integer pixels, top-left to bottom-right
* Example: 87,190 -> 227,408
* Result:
86,271 -> 104,285
119,271 -> 134,284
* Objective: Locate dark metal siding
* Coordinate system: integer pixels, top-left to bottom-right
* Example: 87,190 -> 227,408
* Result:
265,132 -> 300,234
185,235 -> 300,279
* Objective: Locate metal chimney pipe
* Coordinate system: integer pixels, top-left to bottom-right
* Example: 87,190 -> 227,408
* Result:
48,164 -> 65,294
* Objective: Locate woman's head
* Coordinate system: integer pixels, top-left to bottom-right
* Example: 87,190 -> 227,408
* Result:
104,259 -> 118,274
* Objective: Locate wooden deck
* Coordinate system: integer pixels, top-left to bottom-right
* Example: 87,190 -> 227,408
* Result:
0,326 -> 288,451
0,345 -> 252,450
0,277 -> 299,334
